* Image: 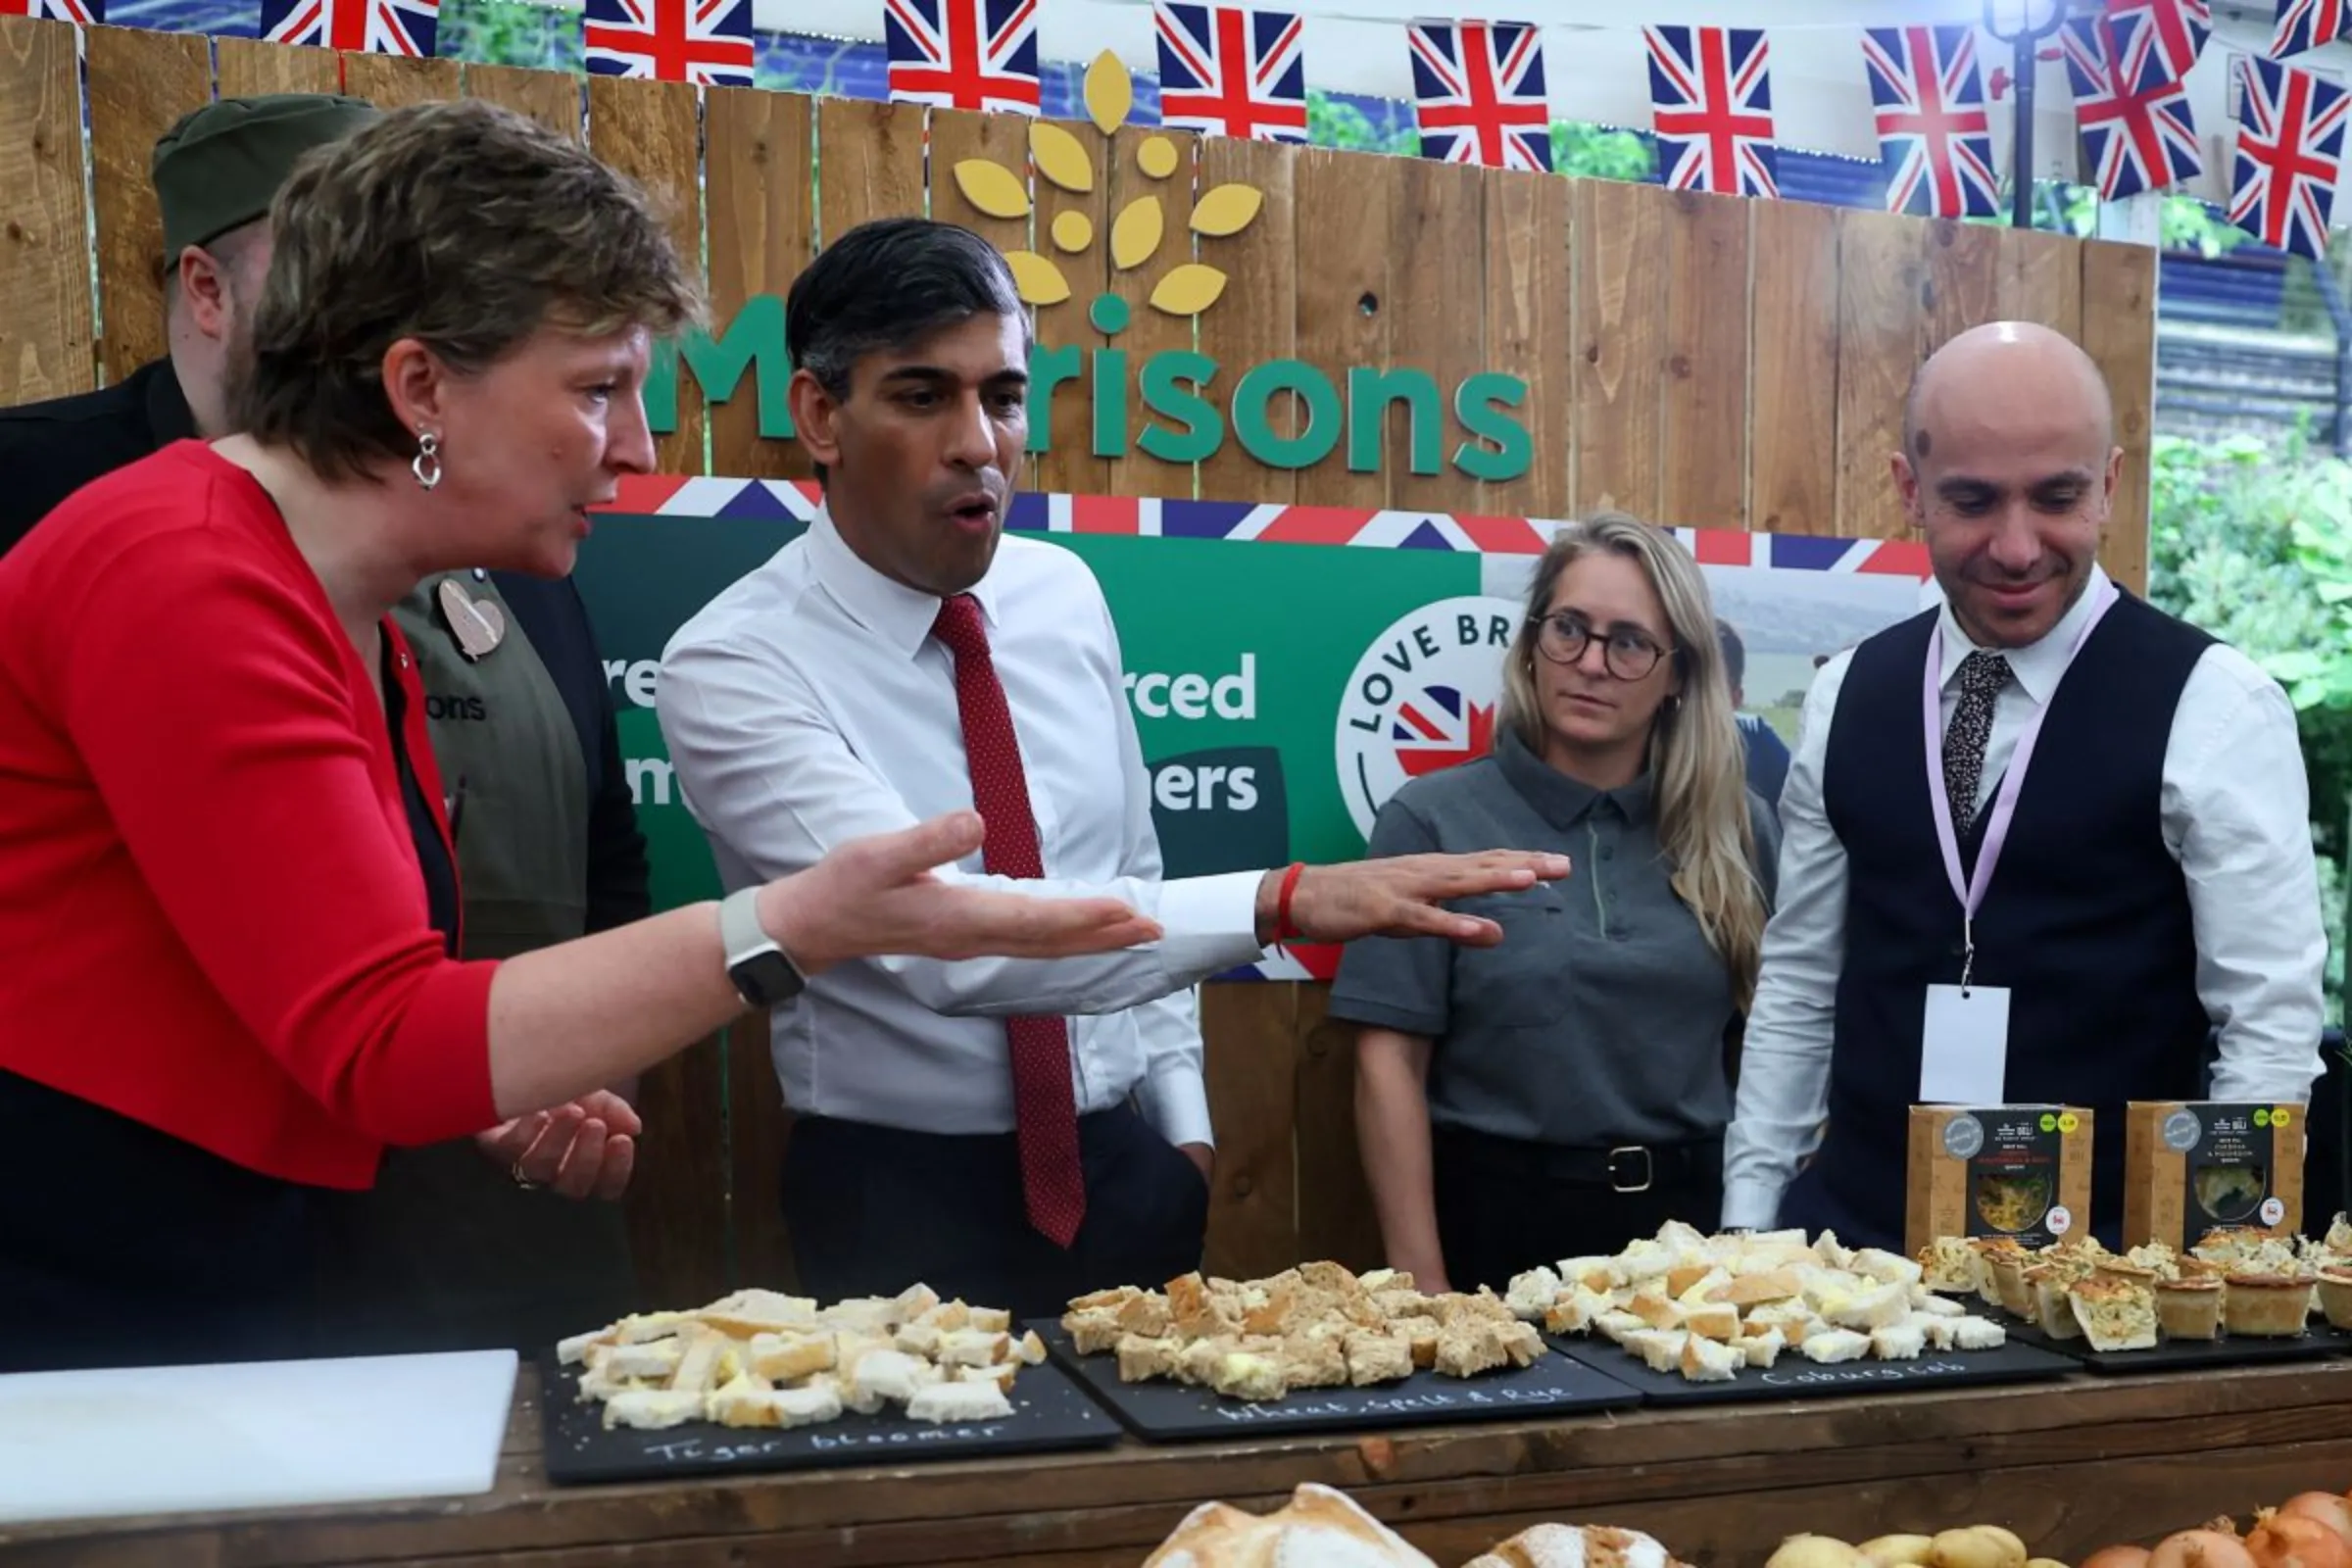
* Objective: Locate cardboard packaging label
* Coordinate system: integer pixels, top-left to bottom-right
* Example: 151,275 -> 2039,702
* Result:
2124,1100 -> 2304,1252
1906,1103 -> 2093,1259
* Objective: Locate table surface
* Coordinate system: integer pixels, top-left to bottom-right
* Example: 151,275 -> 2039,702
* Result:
6,1356 -> 2351,1567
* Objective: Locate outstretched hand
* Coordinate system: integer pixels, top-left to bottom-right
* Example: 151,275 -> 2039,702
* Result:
474,1089 -> 642,1200
1264,851 -> 1574,947
760,810 -> 1163,975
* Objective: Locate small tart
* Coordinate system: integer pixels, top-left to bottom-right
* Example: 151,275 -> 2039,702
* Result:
2223,1272 -> 2310,1339
2152,1276 -> 2224,1342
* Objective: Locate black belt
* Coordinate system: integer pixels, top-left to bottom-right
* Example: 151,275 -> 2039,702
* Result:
1434,1123 -> 1723,1195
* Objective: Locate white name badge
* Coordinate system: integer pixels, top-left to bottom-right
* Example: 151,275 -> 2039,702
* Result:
1919,984 -> 2011,1104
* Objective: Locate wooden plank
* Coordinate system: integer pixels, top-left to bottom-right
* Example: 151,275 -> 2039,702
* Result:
1998,221 -> 2083,339
1198,982 -> 1299,1281
1571,177 -> 1666,519
84,26 -> 209,389
2082,237 -> 2156,597
461,62 -> 582,142
1385,155 -> 1484,515
724,1012 -> 797,1291
1195,133 -> 1294,508
589,74 -> 704,476
1833,207 -> 1928,541
621,1035 -> 731,1313
1746,199 -> 1840,536
1479,164 -> 1571,520
1106,122 -> 1197,500
704,87 -> 812,481
340,52 -> 461,109
1025,109 -> 1110,500
1292,985 -> 1383,1271
213,35 -> 337,98
0,16 -> 95,406
1290,145 -> 1390,510
1924,215 -> 2002,356
1656,186 -> 1750,529
927,104 -> 1032,490
814,95 -> 925,244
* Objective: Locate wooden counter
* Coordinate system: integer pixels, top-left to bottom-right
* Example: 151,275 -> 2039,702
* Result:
7,1358 -> 2351,1567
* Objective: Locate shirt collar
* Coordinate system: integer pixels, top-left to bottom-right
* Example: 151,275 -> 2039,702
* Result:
1494,723 -> 1656,831
805,501 -> 1005,660
1936,562 -> 2113,708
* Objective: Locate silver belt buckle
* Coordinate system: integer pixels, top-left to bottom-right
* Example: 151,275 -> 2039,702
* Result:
1608,1146 -> 1653,1194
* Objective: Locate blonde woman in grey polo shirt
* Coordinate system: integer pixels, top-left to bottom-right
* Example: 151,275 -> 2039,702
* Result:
1330,514 -> 1780,1294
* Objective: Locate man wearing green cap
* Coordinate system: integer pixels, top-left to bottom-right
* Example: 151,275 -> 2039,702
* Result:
0,93 -> 655,1357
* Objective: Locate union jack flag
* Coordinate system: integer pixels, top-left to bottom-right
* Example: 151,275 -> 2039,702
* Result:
886,0 -> 1041,117
0,0 -> 102,26
1154,4 -> 1307,143
1861,26 -> 1998,220
259,0 -> 432,57
2271,0 -> 2352,61
581,0 -> 752,85
2060,11 -> 2203,200
2109,0 -> 2208,80
1644,25 -> 1779,198
2230,54 -> 2348,258
1404,21 -> 1553,172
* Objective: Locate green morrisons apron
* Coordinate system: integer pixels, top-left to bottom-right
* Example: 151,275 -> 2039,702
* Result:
308,570 -> 639,1357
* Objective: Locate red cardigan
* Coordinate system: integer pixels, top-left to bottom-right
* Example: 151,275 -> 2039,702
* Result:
0,441 -> 500,1190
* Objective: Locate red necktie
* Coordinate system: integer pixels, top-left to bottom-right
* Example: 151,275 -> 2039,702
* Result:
931,594 -> 1086,1249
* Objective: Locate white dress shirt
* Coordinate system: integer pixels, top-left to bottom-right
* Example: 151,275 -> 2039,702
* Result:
657,507 -> 1271,1146
1722,564 -> 2328,1228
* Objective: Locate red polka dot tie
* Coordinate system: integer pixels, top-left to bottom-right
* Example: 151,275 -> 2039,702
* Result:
931,594 -> 1086,1250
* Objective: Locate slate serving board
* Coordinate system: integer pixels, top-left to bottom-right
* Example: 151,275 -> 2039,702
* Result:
1549,1334 -> 2079,1406
538,1350 -> 1120,1486
1987,1310 -> 2352,1375
1031,1322 -> 1643,1442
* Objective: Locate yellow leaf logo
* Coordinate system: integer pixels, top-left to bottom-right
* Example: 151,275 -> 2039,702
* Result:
1003,250 -> 1071,306
1191,184 -> 1263,238
953,159 -> 1030,220
1084,49 -> 1131,136
1030,121 -> 1093,194
1151,264 -> 1228,317
1110,196 -> 1163,271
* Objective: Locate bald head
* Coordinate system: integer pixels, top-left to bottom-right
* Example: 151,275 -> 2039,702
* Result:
1903,320 -> 2115,465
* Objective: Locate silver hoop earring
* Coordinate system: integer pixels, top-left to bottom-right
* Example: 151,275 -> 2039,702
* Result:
412,430 -> 442,492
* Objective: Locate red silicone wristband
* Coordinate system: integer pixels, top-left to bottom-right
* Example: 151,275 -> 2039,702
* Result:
1275,861 -> 1306,943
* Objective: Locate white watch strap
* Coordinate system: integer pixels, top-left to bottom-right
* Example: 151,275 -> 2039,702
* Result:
719,885 -> 773,964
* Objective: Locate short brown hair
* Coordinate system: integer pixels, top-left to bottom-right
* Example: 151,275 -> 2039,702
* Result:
235,98 -> 705,481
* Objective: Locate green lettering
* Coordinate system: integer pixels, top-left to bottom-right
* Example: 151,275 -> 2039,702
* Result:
1028,342 -> 1082,456
1233,360 -> 1342,470
1452,372 -> 1533,483
678,295 -> 793,438
1137,351 -> 1223,464
1092,349 -> 1130,459
645,337 -> 680,436
1346,367 -> 1444,475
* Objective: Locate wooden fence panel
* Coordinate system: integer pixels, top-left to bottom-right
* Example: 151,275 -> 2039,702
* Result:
1746,199 -> 1839,536
1387,155 -> 1485,516
1106,122 -> 1198,501
213,35 -> 336,97
1291,146 -> 1390,512
928,106 -> 1031,488
0,17 -> 95,406
814,94 -> 923,245
461,63 -> 583,141
1481,165 -> 1571,521
341,52 -> 459,108
1294,987 -> 1383,1272
1658,187 -> 1750,529
590,74 -> 703,476
1998,223 -> 2084,339
1199,983 -> 1301,1281
2083,237 -> 2158,594
705,87 -> 812,480
85,26 -> 210,390
1926,217 -> 2002,354
1029,110 -> 1112,500
1195,133 -> 1294,509
1571,177 -> 1665,519
1833,207 -> 1928,540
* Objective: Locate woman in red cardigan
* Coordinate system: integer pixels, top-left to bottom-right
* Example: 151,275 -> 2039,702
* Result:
0,100 -> 1172,1372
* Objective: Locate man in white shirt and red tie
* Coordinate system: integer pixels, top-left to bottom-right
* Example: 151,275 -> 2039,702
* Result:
1722,320 -> 2328,1250
658,218 -> 1569,1316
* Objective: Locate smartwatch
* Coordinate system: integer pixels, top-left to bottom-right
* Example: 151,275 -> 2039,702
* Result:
718,885 -> 807,1009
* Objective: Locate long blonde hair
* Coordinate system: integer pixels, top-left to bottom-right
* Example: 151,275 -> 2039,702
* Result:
1498,514 -> 1767,1010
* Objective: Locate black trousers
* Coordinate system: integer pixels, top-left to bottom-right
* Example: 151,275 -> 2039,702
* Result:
1430,1122 -> 1724,1295
781,1104 -> 1211,1323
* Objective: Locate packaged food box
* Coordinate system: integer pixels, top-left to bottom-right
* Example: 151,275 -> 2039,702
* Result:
1906,1103 -> 2093,1259
2124,1101 -> 2304,1252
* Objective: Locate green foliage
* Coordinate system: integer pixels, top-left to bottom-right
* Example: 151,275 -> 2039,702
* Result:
434,0 -> 575,68
1550,122 -> 1656,182
2045,184 -> 2250,255
1307,89 -> 1416,156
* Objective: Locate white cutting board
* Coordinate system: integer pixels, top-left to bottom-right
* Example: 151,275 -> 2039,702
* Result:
0,1348 -> 517,1526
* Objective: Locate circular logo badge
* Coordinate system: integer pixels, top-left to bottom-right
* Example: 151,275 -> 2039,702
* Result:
2038,1113 -> 2058,1133
2058,1111 -> 2082,1135
2046,1204 -> 2073,1237
1942,1114 -> 1985,1159
2162,1109 -> 2202,1152
1334,596 -> 1526,839
2255,1107 -> 2274,1128
2260,1196 -> 2286,1227
2273,1107 -> 2293,1130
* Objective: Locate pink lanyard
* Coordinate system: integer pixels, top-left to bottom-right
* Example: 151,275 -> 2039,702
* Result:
1921,578 -> 2118,990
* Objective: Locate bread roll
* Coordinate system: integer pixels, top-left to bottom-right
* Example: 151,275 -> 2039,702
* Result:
1464,1523 -> 1684,1568
1141,1482 -> 1438,1567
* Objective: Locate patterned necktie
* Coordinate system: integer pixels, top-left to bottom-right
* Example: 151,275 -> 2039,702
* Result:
1942,650 -> 2013,827
931,594 -> 1086,1250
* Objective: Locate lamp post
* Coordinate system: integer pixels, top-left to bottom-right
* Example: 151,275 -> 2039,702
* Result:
1984,0 -> 2071,230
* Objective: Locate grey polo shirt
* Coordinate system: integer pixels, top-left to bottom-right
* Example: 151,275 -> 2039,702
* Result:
1328,726 -> 1781,1149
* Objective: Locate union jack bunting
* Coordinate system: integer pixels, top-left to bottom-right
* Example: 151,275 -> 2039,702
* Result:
258,0 -> 432,57
582,0 -> 753,85
0,0 -> 102,26
2271,0 -> 2352,61
2108,0 -> 2208,81
2059,11 -> 2203,200
1644,25 -> 1779,198
1154,4 -> 1308,144
1404,21 -> 1553,172
1861,26 -> 1998,220
885,0 -> 1042,116
2230,54 -> 2348,258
